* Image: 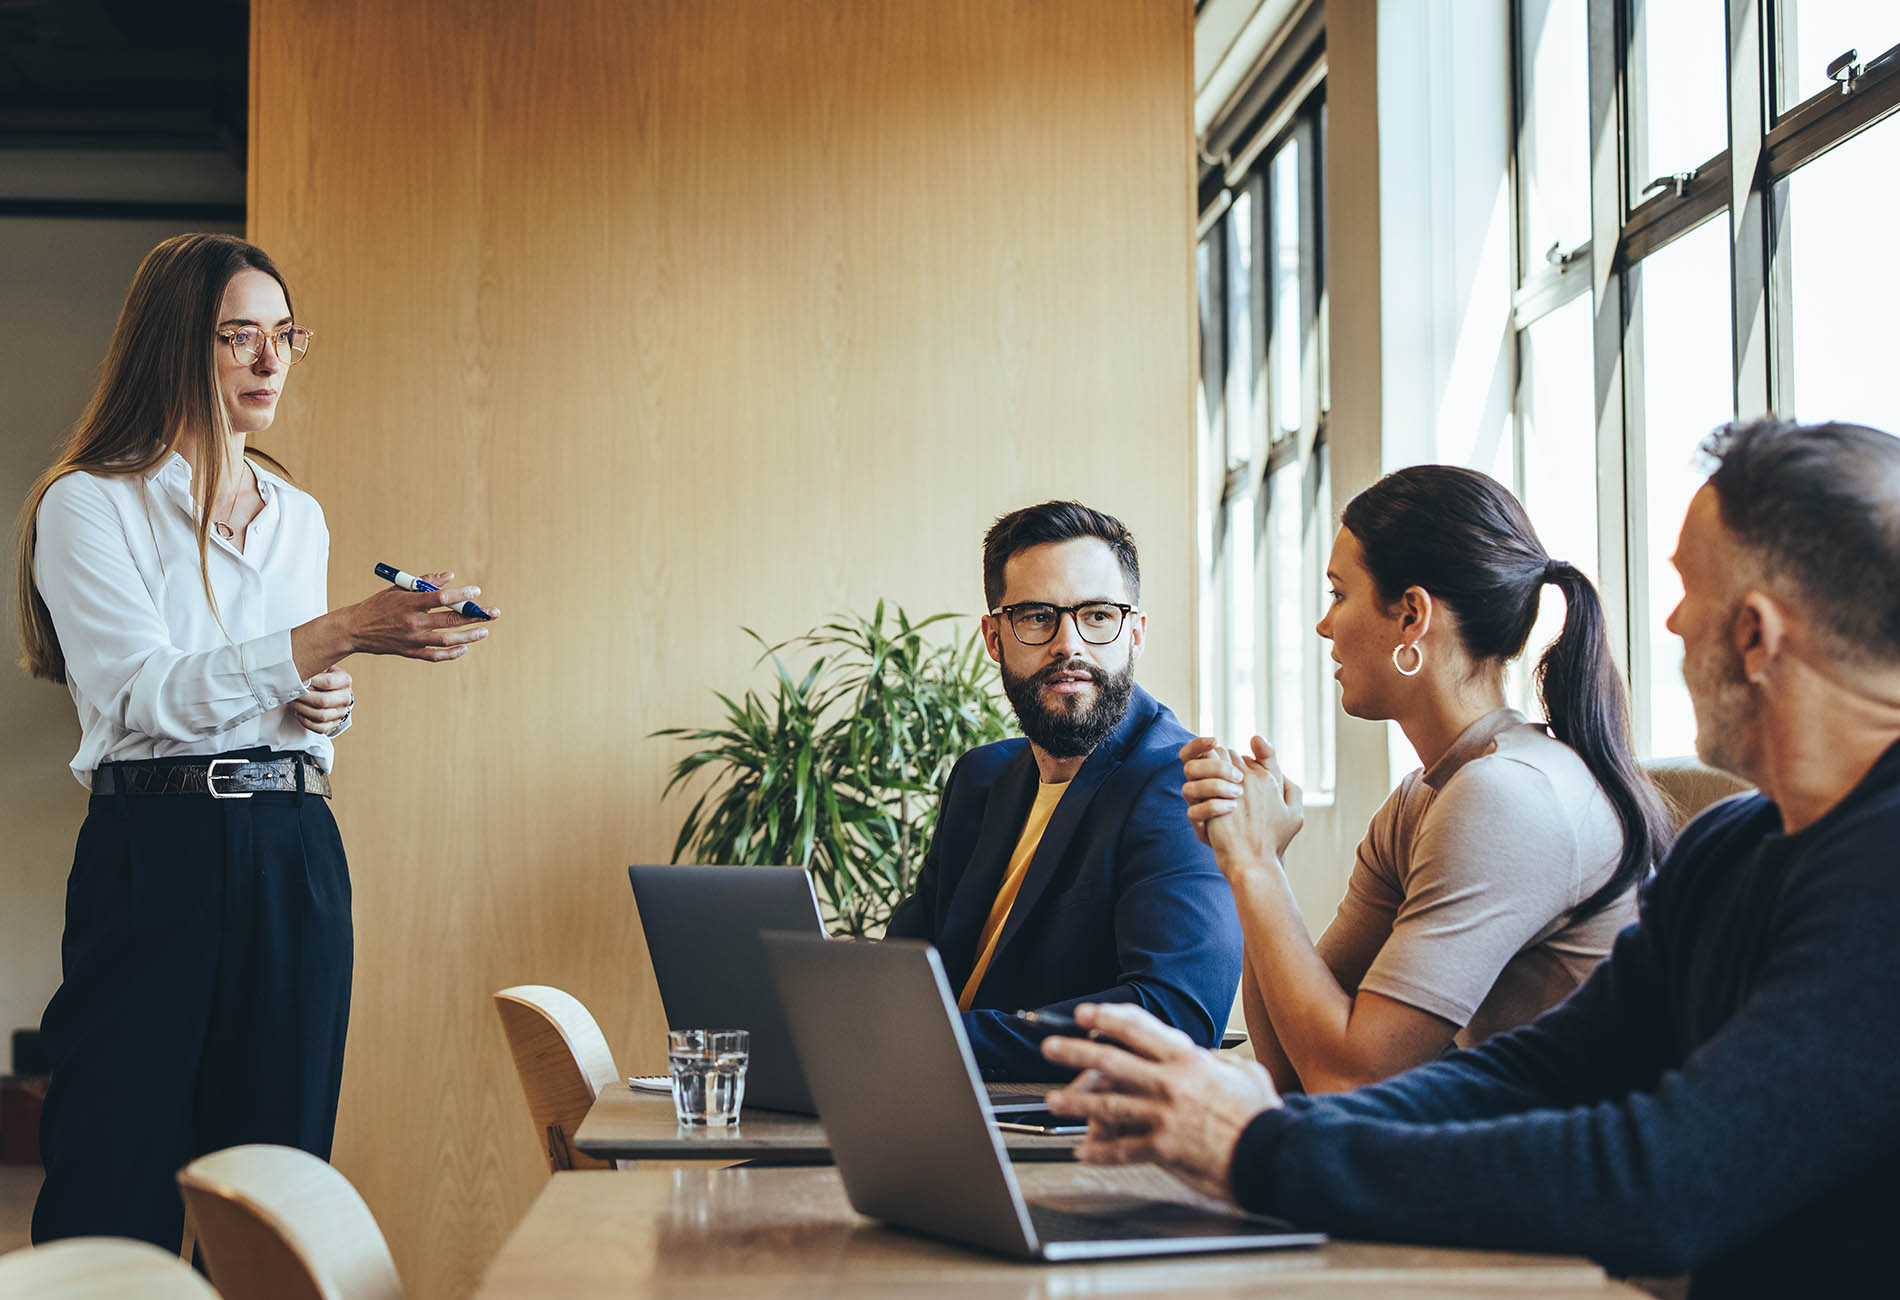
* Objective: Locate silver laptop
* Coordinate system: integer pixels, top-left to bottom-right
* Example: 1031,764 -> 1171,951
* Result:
628,865 -> 1050,1116
761,931 -> 1325,1261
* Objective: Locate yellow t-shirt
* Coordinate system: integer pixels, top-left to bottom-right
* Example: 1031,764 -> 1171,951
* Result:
956,778 -> 1070,1010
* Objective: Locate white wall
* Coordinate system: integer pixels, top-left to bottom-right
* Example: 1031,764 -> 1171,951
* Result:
0,149 -> 241,1066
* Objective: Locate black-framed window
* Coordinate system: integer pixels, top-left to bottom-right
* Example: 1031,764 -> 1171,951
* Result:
1196,34 -> 1332,796
1511,0 -> 1900,756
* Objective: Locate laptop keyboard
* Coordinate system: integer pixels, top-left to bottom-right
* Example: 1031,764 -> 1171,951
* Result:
1028,1203 -> 1157,1242
984,1083 -> 1050,1101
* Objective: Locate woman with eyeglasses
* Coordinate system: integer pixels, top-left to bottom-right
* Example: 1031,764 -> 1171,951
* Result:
1181,466 -> 1671,1094
15,233 -> 498,1249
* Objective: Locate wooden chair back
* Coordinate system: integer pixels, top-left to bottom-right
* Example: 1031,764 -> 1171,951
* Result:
1643,756 -> 1753,830
0,1237 -> 222,1299
493,984 -> 622,1172
176,1144 -> 402,1300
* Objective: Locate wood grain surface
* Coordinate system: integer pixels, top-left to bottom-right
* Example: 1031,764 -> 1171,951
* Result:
249,3 -> 1196,1296
471,1167 -> 1646,1299
574,1084 -> 1080,1163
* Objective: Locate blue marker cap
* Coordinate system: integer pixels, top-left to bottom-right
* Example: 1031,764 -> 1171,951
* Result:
374,561 -> 492,620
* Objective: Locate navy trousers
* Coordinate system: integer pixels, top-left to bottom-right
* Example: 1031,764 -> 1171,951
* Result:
31,763 -> 353,1249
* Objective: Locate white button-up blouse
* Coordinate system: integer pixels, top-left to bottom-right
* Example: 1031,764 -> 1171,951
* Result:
32,452 -> 346,788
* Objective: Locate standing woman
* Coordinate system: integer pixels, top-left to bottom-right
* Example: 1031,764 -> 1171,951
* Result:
1183,466 -> 1670,1094
17,233 -> 497,1248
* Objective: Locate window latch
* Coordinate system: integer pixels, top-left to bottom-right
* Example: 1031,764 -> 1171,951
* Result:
1827,48 -> 1862,95
1544,240 -> 1590,270
1639,170 -> 1698,202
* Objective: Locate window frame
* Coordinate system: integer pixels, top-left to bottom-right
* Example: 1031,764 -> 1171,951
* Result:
1195,13 -> 1333,797
1509,0 -> 1900,753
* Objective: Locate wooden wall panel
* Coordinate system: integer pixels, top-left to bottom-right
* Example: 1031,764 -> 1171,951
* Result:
251,3 -> 1193,1296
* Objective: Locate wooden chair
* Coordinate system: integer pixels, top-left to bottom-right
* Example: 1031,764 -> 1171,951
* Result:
176,1144 -> 402,1300
0,1237 -> 222,1298
1643,756 -> 1753,830
493,985 -> 623,1172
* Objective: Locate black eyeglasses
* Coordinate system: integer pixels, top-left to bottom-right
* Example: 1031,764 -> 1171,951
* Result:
991,602 -> 1135,646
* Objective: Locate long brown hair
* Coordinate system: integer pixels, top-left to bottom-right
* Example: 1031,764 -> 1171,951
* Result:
15,233 -> 295,683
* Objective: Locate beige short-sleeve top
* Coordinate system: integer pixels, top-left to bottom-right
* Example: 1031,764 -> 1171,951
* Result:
1314,708 -> 1639,1047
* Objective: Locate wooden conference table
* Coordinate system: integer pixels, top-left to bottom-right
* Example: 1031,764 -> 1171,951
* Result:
576,1083 -> 1081,1162
576,1038 -> 1241,1163
472,1165 -> 1649,1299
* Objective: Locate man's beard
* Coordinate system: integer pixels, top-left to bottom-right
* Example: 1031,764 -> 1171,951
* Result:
1002,655 -> 1136,759
1684,608 -> 1758,779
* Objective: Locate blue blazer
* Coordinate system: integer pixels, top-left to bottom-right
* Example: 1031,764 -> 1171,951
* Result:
886,685 -> 1243,1079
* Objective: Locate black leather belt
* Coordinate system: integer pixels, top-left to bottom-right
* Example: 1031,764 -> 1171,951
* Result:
92,755 -> 332,800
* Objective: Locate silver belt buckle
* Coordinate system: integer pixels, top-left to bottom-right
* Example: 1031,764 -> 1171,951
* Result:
206,758 -> 254,800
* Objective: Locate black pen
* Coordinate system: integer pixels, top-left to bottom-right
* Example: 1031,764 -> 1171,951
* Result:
1013,1009 -> 1105,1040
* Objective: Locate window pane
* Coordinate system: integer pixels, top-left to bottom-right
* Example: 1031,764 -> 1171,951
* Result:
1318,102 -> 1331,418
1517,292 -> 1599,717
1780,118 -> 1900,434
1776,0 -> 1900,112
1226,495 -> 1259,748
1516,0 -> 1592,271
1271,137 -> 1304,440
1265,451 -> 1335,797
1197,234 -> 1224,447
1266,465 -> 1309,787
1628,0 -> 1729,191
1635,215 -> 1735,756
1195,234 -> 1225,735
1310,444 -> 1335,797
1224,186 -> 1260,469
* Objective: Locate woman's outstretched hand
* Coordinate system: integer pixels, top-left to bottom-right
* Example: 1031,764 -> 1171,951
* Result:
1180,734 -> 1305,866
345,568 -> 497,662
292,570 -> 500,680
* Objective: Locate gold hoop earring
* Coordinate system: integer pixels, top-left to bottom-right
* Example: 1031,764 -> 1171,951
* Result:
1392,642 -> 1424,677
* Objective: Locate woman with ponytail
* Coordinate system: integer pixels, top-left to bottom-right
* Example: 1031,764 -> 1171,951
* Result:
18,234 -> 499,1249
1182,465 -> 1670,1094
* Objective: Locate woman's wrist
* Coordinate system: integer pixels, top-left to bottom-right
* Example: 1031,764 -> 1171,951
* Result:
291,608 -> 359,680
1213,838 -> 1284,887
1223,851 -> 1292,901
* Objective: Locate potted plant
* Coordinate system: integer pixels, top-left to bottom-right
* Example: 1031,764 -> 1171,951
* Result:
654,603 -> 1011,937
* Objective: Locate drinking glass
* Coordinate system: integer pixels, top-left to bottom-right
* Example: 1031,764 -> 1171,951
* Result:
666,1029 -> 749,1126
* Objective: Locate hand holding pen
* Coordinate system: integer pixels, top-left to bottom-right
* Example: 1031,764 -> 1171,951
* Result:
375,563 -> 493,620
343,564 -> 499,662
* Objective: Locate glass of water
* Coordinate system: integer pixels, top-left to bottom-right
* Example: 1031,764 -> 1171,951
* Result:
666,1029 -> 749,1126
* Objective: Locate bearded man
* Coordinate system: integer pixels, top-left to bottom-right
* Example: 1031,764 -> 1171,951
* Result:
885,501 -> 1241,1079
1042,420 -> 1900,1297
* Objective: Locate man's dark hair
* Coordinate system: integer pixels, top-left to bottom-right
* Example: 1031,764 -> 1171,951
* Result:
982,501 -> 1141,610
1701,418 -> 1900,667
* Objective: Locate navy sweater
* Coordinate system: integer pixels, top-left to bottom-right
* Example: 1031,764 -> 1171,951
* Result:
1232,739 -> 1900,1296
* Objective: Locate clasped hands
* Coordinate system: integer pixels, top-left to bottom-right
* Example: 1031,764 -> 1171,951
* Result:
1179,734 -> 1305,871
1041,1002 -> 1281,1202
1031,733 -> 1312,1197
